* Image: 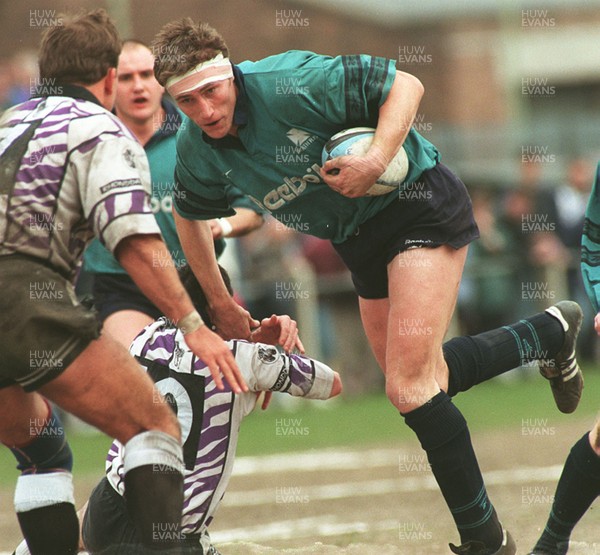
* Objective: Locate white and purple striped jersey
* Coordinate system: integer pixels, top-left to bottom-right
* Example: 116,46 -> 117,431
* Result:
105,318 -> 335,535
0,90 -> 159,280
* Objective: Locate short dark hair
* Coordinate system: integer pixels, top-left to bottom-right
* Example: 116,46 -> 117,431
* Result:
177,264 -> 233,329
38,9 -> 121,85
152,18 -> 229,86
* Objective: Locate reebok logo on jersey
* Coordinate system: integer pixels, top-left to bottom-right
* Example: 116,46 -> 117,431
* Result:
250,162 -> 323,212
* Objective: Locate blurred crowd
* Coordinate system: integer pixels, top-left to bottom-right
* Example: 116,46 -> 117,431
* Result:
0,51 -> 38,111
460,156 -> 595,360
2,49 -> 597,394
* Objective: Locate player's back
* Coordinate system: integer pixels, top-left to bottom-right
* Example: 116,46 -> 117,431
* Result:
0,94 -> 147,280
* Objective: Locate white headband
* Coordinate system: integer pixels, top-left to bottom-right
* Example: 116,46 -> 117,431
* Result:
166,53 -> 234,97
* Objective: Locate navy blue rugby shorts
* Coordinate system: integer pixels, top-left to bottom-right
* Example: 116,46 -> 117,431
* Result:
92,272 -> 163,323
331,163 -> 479,299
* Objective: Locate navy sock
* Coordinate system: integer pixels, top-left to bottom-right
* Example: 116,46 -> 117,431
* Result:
17,502 -> 78,555
445,312 -> 564,397
403,391 -> 502,548
125,464 -> 184,549
533,432 -> 600,555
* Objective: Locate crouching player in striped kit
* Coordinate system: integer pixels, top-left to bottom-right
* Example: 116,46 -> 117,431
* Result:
0,10 -> 245,555
79,264 -> 342,554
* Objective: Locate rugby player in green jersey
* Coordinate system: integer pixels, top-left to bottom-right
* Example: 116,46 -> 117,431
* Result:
150,18 -> 583,555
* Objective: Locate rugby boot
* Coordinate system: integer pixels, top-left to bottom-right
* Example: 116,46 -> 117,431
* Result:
449,528 -> 517,555
541,301 -> 584,414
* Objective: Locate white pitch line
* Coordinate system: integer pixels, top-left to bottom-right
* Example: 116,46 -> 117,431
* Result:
211,514 -> 400,543
212,463 -> 565,543
221,464 -> 564,508
231,447 -> 400,476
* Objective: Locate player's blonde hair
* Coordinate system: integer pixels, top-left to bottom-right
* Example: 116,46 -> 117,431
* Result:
39,9 -> 121,85
152,19 -> 229,87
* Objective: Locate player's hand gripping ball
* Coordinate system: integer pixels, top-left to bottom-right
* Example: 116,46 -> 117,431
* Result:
322,127 -> 409,196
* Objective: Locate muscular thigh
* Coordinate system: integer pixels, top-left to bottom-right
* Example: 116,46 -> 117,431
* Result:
385,245 -> 467,408
39,333 -> 180,444
387,245 -> 467,363
359,297 -> 389,372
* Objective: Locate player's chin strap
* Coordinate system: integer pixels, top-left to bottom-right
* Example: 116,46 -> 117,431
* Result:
166,53 -> 234,97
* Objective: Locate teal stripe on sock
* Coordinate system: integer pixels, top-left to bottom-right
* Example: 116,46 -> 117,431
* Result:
502,325 -> 524,362
456,503 -> 494,530
543,524 -> 571,542
549,509 -> 578,528
521,318 -> 543,358
451,485 -> 486,514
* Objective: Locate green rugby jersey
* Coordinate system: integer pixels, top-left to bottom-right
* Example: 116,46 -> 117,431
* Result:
84,101 -> 261,273
581,162 -> 600,312
175,50 -> 440,244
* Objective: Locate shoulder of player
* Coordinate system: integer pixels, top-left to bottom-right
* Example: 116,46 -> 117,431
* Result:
238,50 -> 327,76
63,99 -> 141,148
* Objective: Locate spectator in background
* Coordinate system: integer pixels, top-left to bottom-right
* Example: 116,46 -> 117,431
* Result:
8,51 -> 38,105
500,154 -> 560,318
459,188 -> 516,335
235,215 -> 302,322
0,51 -> 38,112
81,39 -> 264,348
537,157 -> 595,359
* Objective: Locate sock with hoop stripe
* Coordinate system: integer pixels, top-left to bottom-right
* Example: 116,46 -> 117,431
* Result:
444,312 -> 564,397
533,432 -> 600,555
403,391 -> 503,548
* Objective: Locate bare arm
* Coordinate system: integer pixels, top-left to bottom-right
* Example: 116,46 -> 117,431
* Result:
371,70 -> 424,160
321,70 -> 424,198
115,233 -> 247,393
209,208 -> 264,240
174,210 -> 259,339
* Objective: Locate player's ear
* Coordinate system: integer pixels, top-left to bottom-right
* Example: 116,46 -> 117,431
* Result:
104,67 -> 117,97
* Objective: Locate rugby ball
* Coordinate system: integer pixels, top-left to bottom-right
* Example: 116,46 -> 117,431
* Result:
322,127 -> 409,196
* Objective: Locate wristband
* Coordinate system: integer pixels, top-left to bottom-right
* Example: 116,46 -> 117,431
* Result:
217,218 -> 233,237
178,310 -> 205,335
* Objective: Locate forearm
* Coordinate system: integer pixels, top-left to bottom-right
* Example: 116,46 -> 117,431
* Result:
174,210 -> 256,339
174,210 -> 233,310
115,233 -> 194,323
371,70 -> 424,160
116,231 -> 247,393
218,208 -> 263,238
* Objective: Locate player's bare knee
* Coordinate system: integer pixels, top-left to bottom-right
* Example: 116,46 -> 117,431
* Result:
385,375 -> 423,412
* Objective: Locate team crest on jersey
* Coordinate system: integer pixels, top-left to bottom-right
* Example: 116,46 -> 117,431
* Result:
286,128 -> 313,148
123,147 -> 136,168
258,346 -> 279,363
